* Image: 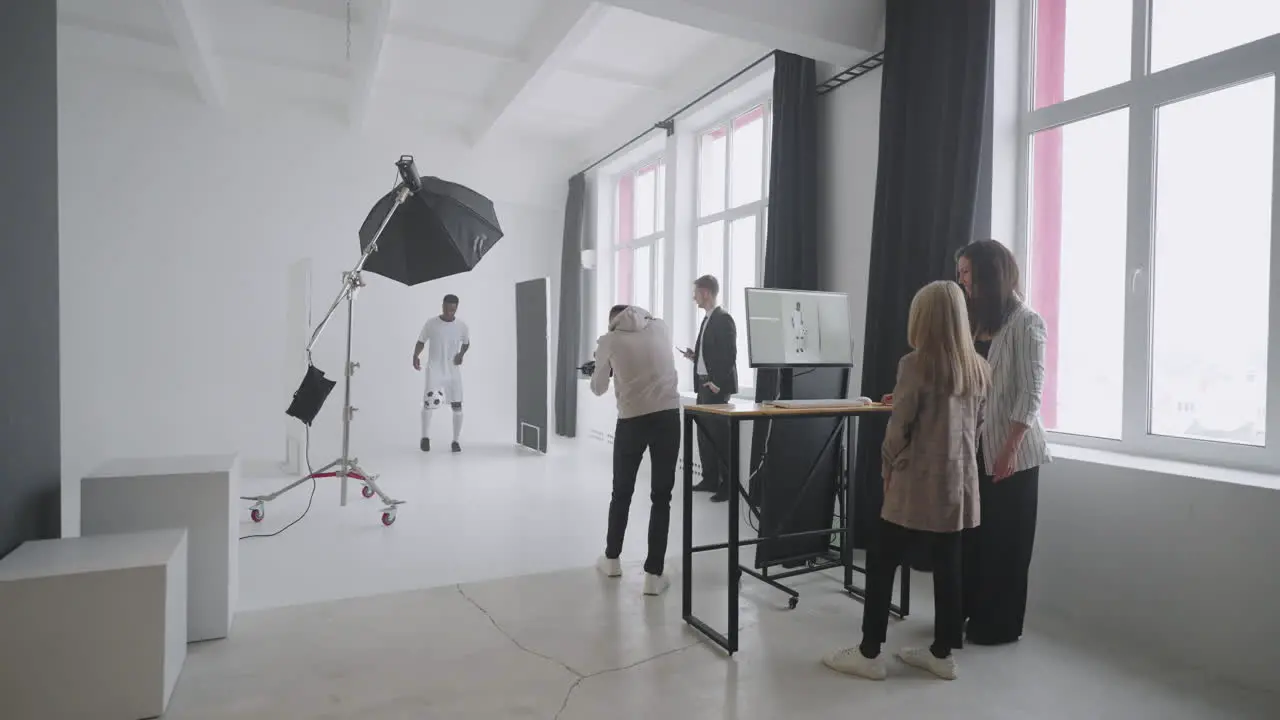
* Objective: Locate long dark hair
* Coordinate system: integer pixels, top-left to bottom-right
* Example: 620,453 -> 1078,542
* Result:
956,240 -> 1022,335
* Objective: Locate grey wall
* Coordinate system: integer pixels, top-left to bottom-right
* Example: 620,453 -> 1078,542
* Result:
816,68 -> 882,398
0,0 -> 62,557
1030,457 -> 1280,692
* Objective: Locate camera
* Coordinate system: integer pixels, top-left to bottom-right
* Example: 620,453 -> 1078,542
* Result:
578,360 -> 612,378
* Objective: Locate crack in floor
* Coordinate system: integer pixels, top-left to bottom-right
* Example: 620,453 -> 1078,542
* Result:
553,642 -> 702,720
456,584 -> 586,678
455,583 -> 718,720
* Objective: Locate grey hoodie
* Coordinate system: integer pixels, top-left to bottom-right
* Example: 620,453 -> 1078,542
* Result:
590,306 -> 681,419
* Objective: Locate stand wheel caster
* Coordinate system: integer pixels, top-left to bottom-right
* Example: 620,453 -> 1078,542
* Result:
381,511 -> 396,526
250,507 -> 264,523
788,597 -> 799,610
362,485 -> 375,499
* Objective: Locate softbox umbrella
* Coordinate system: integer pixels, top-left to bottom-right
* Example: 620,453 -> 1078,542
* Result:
358,175 -> 504,286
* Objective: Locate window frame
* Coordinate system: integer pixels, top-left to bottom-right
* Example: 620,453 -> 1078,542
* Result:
692,98 -> 773,395
611,154 -> 667,314
1016,0 -> 1280,471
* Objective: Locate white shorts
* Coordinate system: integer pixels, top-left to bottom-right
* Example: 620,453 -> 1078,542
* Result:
423,366 -> 463,408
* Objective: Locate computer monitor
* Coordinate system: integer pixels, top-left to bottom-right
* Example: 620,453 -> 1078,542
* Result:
744,288 -> 853,368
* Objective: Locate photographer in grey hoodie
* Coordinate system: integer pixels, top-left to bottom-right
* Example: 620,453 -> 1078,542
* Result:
589,304 -> 681,596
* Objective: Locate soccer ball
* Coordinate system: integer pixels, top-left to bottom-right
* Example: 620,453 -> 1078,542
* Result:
424,390 -> 444,409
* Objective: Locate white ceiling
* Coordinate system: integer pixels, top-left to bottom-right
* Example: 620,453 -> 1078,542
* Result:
56,0 -> 882,150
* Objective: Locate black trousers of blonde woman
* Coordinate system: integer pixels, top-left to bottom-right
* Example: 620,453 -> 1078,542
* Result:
962,449 -> 1039,645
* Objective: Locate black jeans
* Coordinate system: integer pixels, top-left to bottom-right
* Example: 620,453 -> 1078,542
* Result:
962,450 -> 1040,643
695,377 -> 731,488
606,409 -> 681,576
862,519 -> 963,657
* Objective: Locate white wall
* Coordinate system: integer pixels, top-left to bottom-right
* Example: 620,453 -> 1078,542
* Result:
57,63 -> 570,530
1032,455 -> 1280,692
816,68 -> 882,397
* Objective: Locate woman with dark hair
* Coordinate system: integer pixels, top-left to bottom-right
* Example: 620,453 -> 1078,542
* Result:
955,239 -> 1052,646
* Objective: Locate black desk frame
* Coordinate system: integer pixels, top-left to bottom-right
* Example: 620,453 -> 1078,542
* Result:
681,404 -> 910,655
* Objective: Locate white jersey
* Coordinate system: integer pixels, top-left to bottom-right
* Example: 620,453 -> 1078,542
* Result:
418,316 -> 470,371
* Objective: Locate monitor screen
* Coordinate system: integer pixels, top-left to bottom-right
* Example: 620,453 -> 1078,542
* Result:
744,288 -> 854,368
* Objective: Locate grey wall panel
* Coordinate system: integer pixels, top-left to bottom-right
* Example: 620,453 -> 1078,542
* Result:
0,0 -> 61,557
515,278 -> 549,452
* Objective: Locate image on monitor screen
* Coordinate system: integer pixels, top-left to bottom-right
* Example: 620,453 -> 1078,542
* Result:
744,288 -> 853,368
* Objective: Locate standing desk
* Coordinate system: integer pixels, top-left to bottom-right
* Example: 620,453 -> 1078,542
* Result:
681,400 -> 909,654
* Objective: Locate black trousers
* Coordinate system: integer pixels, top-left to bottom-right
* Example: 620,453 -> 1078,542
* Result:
962,452 -> 1040,643
695,377 -> 731,489
606,409 -> 681,576
862,519 -> 963,655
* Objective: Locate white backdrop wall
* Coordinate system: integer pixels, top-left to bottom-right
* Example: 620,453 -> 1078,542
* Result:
57,63 -> 570,530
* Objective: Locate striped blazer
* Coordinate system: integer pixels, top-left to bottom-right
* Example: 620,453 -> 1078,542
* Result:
979,302 -> 1052,475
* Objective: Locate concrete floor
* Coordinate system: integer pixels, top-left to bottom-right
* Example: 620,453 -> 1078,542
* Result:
235,437 -> 743,611
168,560 -> 1275,719
197,437 -> 1277,718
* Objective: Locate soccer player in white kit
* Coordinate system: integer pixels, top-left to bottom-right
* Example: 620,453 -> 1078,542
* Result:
413,294 -> 470,452
790,301 -> 809,355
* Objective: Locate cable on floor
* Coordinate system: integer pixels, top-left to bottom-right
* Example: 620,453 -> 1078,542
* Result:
239,425 -> 317,541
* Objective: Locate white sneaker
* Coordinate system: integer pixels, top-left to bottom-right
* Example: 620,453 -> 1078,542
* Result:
642,573 -> 670,596
822,647 -> 887,680
596,555 -> 622,578
897,647 -> 957,680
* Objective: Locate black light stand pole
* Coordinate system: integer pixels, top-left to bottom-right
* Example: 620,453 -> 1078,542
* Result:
243,182 -> 413,526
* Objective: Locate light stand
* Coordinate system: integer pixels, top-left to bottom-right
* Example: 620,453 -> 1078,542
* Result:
243,184 -> 412,527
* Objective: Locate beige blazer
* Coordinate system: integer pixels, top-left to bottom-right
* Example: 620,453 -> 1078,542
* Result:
880,352 -> 983,534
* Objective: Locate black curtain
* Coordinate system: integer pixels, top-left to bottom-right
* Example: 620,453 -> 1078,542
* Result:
852,0 -> 995,552
553,173 -> 587,437
753,51 -> 819,407
749,51 -> 819,503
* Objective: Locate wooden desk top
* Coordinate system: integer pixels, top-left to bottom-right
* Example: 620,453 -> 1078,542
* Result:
684,399 -> 893,418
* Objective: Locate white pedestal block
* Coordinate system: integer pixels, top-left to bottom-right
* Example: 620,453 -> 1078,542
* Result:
0,530 -> 188,720
82,453 -> 239,642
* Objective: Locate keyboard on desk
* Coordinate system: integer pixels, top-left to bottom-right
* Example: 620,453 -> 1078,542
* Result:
765,398 -> 870,409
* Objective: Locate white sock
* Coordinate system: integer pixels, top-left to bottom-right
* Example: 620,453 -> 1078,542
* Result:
452,409 -> 463,442
421,407 -> 434,438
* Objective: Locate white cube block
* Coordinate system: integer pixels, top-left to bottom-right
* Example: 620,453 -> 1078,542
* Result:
82,453 -> 239,642
0,530 -> 188,720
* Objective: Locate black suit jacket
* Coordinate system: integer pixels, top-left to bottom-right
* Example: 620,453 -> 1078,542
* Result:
694,307 -> 738,395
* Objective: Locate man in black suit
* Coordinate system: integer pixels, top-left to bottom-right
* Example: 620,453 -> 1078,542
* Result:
681,275 -> 738,503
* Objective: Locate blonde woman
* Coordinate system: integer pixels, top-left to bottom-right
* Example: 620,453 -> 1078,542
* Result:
824,281 -> 988,681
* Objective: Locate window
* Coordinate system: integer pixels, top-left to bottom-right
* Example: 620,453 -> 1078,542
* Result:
695,103 -> 771,389
1149,78 -> 1273,445
1027,109 -> 1128,439
1032,0 -> 1131,108
1150,1 -> 1280,72
613,160 -> 665,313
1021,0 -> 1280,469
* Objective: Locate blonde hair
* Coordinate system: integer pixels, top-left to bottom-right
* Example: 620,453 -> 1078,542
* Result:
907,281 -> 989,397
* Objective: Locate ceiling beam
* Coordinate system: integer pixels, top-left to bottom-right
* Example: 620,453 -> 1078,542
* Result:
160,0 -> 225,108
600,0 -> 882,66
348,0 -> 394,130
469,0 -> 604,147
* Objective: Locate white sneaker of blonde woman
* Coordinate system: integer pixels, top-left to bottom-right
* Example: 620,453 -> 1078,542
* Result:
897,647 -> 958,680
642,573 -> 670,596
822,647 -> 887,680
597,555 -> 622,578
